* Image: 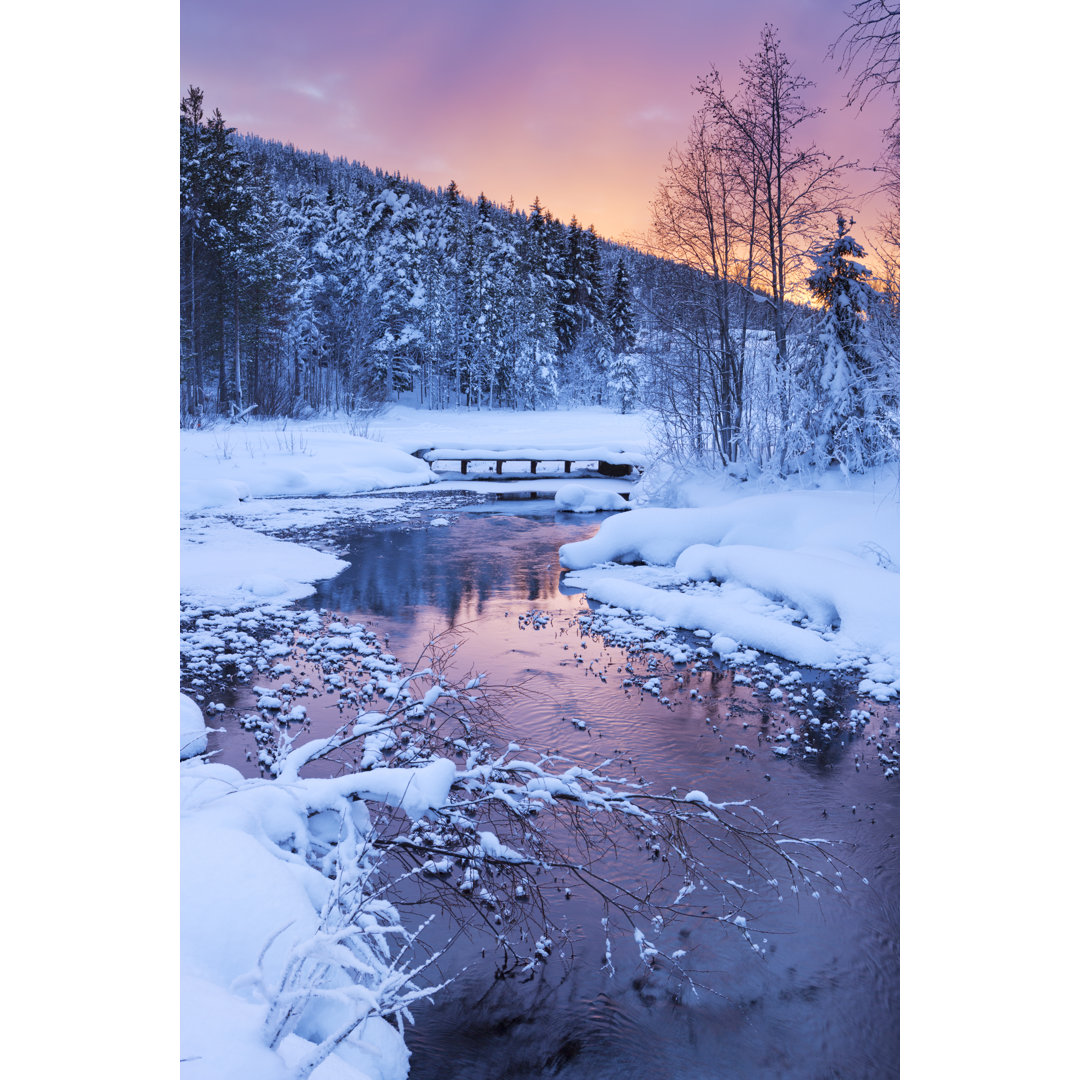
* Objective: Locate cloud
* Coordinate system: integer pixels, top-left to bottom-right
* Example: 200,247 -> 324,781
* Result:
628,106 -> 679,127
287,81 -> 325,101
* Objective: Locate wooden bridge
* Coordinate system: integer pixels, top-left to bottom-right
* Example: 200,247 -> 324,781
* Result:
411,446 -> 645,481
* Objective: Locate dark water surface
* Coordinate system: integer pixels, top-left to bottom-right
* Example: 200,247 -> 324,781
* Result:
250,504 -> 899,1079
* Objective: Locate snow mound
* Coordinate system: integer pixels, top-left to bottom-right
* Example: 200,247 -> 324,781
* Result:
181,521 -> 348,609
554,484 -> 629,513
675,543 -> 899,659
559,491 -> 898,571
180,758 -> 437,1080
568,574 -> 840,668
559,487 -> 899,678
180,692 -> 208,759
180,429 -> 435,511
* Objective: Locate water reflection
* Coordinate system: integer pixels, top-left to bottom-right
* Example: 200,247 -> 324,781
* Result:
301,511 -> 615,626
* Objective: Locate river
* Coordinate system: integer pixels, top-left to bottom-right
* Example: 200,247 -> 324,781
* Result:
215,500 -> 899,1079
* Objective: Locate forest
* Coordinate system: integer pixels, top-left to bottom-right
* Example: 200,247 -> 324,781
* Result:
180,21 -> 898,476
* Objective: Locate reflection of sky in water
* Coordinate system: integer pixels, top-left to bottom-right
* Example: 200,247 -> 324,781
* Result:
300,511 -> 608,629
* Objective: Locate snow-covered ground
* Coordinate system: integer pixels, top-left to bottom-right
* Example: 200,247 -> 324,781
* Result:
560,479 -> 900,699
180,426 -> 436,512
179,406 -> 899,1078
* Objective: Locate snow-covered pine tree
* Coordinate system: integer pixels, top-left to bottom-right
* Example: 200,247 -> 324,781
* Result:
364,183 -> 428,401
180,87 -> 208,414
181,91 -> 260,414
806,214 -> 897,472
514,199 -> 560,407
554,216 -> 584,358
426,180 -> 468,406
606,258 -> 638,413
231,163 -> 292,414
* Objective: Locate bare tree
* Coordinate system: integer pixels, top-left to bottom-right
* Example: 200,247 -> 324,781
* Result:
650,110 -> 748,462
648,25 -> 858,472
829,1 -> 900,123
699,26 -> 857,369
831,2 -> 900,361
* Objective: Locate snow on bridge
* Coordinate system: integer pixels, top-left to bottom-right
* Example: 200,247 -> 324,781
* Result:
413,445 -> 647,479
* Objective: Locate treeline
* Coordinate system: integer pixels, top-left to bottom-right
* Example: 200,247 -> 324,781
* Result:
181,19 -> 899,476
181,86 -> 643,419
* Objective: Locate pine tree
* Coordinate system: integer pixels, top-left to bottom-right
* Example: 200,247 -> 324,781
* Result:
180,87 -> 207,413
516,198 -> 560,407
364,183 -> 427,400
555,216 -> 584,356
806,215 -> 896,471
428,180 -> 468,405
180,93 -> 260,413
606,259 -> 638,413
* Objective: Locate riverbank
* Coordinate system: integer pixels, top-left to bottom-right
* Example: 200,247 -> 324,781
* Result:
182,407 -> 899,697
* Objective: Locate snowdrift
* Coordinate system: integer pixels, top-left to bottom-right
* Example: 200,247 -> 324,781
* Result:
559,488 -> 899,683
180,428 -> 436,511
554,483 -> 629,513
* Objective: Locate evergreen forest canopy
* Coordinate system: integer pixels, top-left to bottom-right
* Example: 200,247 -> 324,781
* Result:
180,20 -> 899,475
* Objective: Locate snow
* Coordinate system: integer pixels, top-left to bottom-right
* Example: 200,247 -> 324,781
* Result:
298,757 -> 456,821
181,692 -> 209,759
559,473 -> 899,688
367,404 -> 651,458
180,763 -> 415,1080
676,543 -> 899,657
181,520 -> 349,608
554,483 -> 629,512
422,446 -> 646,465
180,426 -> 436,511
565,572 -> 841,668
178,407 -> 900,1076
560,490 -> 898,571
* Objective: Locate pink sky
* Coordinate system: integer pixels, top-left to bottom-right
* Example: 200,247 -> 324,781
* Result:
180,0 -> 895,245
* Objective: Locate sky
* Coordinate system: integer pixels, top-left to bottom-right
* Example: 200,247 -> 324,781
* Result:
180,0 -> 896,245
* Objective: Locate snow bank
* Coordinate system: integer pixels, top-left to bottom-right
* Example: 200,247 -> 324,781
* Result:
567,572 -> 840,668
180,692 -> 209,759
180,428 -> 435,511
676,543 -> 899,659
367,405 -> 652,457
180,757 -> 452,1079
554,483 -> 629,513
560,491 -> 898,571
560,487 -> 899,680
181,521 -> 348,608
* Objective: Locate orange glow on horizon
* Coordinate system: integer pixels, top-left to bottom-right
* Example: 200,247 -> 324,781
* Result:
181,0 -> 897,247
